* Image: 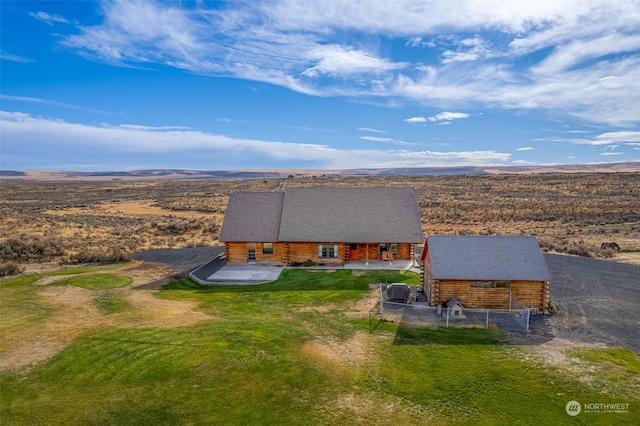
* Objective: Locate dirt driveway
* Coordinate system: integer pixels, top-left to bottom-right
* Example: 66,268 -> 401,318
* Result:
545,253 -> 640,354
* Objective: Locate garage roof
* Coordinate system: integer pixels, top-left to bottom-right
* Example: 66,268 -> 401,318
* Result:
425,235 -> 551,281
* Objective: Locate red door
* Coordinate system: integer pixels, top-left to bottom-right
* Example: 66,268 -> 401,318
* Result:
349,244 -> 359,260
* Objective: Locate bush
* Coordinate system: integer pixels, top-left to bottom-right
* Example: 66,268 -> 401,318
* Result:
0,261 -> 22,277
566,242 -> 594,258
0,234 -> 65,262
547,300 -> 560,314
598,248 -> 617,258
66,248 -> 132,265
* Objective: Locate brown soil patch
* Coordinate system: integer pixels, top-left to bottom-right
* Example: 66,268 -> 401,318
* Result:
316,392 -> 436,425
302,331 -> 372,369
522,337 -> 605,368
344,290 -> 381,319
295,288 -> 380,316
0,263 -> 212,372
21,262 -> 66,275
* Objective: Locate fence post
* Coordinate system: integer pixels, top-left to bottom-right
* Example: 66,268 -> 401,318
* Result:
379,284 -> 384,320
446,307 -> 449,328
525,308 -> 530,332
486,310 -> 489,329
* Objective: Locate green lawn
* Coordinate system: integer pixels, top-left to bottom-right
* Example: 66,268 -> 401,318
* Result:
1,267 -> 638,425
52,273 -> 132,290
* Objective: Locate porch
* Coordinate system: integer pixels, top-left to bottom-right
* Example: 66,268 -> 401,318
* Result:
191,257 -> 420,285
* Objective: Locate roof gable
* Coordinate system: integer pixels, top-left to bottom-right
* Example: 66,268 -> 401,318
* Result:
426,235 -> 551,281
219,192 -> 284,242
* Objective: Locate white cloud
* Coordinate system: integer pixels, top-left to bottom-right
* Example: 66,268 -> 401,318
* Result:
0,51 -> 33,63
601,152 -> 624,156
30,11 -> 70,26
441,36 -> 491,64
534,131 -> 640,149
51,0 -> 640,127
358,127 -> 387,133
427,112 -> 470,122
591,131 -> 640,145
0,94 -> 111,115
359,136 -> 414,146
516,147 -> 534,151
302,45 -> 406,77
216,118 -> 249,124
0,112 -> 511,168
404,116 -> 427,123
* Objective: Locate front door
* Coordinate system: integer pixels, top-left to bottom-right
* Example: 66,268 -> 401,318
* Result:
349,244 -> 359,260
247,243 -> 256,262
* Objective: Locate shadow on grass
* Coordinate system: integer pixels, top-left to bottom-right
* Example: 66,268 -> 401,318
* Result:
387,307 -> 557,347
392,323 -> 504,346
389,306 -> 505,346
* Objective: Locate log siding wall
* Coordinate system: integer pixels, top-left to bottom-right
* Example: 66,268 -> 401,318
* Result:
427,279 -> 549,311
225,242 -> 416,264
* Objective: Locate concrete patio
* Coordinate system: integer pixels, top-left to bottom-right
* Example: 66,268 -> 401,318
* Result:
190,258 -> 421,285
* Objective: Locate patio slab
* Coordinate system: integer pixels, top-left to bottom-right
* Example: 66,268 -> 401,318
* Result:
207,264 -> 285,282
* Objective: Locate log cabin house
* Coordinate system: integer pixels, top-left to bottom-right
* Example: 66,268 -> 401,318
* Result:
421,235 -> 551,312
219,187 -> 423,265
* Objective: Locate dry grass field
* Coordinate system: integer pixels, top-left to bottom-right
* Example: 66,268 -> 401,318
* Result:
1,172 -> 639,272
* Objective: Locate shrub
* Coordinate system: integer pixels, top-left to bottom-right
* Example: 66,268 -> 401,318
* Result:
0,234 -> 65,262
66,248 -> 132,265
566,242 -> 594,258
0,261 -> 22,277
599,248 -> 617,258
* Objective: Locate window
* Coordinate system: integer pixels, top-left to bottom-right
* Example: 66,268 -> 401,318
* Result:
379,243 -> 388,254
471,281 -> 510,289
262,243 -> 273,255
318,244 -> 339,258
390,244 -> 399,255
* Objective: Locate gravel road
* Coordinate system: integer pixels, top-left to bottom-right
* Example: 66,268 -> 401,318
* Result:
545,253 -> 640,354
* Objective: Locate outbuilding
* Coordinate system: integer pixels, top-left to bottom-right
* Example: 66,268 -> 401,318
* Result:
421,235 -> 551,312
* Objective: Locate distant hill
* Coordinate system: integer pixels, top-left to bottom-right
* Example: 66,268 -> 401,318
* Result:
1,162 -> 639,181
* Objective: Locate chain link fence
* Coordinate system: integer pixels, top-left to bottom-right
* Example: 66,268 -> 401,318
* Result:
371,284 -> 533,333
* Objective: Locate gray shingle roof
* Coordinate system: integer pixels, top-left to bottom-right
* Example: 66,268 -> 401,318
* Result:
219,192 -> 284,242
279,187 -> 423,243
219,187 -> 423,243
426,235 -> 551,281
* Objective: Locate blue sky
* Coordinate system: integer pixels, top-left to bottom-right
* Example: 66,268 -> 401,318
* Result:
1,0 -> 640,171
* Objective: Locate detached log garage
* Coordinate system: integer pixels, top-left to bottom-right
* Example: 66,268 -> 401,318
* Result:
219,187 -> 424,265
421,235 -> 551,312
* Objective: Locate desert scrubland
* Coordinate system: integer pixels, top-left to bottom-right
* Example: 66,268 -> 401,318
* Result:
1,172 -> 639,274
